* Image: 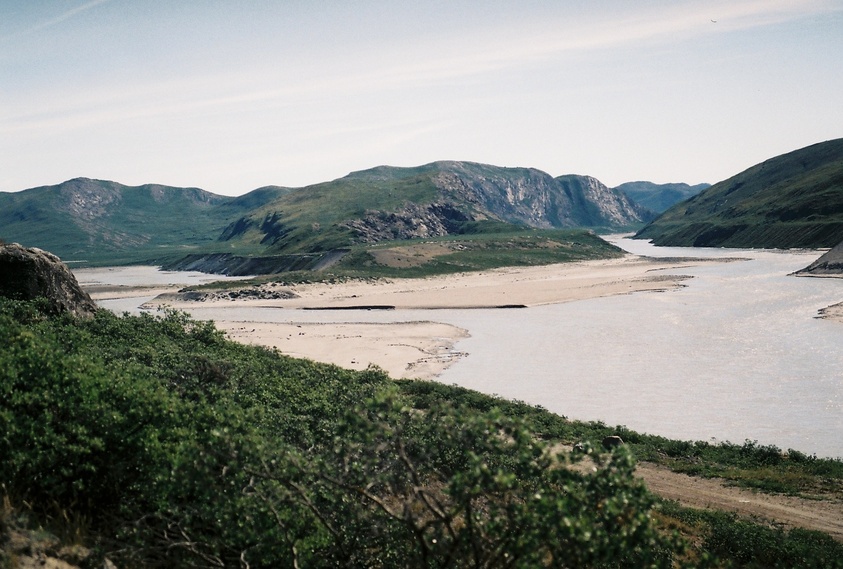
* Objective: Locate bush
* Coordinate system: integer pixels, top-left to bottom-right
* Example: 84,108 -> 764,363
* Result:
0,299 -> 683,566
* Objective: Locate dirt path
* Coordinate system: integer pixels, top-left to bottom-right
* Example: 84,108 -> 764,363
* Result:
635,463 -> 843,540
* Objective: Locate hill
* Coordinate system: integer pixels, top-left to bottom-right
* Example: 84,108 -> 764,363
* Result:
217,161 -> 652,255
0,178 -> 287,264
614,181 -> 709,213
0,162 -> 649,273
634,139 -> 843,248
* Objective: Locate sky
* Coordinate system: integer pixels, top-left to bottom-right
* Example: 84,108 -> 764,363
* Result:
1,0 -> 842,196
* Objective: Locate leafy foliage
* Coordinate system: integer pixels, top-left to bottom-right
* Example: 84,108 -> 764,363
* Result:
0,299 -> 678,567
397,381 -> 843,499
2,299 -> 841,567
660,502 -> 843,568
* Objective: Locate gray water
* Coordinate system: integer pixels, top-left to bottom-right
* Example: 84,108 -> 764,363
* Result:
79,239 -> 843,458
437,238 -> 843,457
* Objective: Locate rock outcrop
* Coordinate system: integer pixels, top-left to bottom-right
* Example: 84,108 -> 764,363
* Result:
431,162 -> 652,229
0,242 -> 98,317
794,239 -> 843,276
343,202 -> 472,242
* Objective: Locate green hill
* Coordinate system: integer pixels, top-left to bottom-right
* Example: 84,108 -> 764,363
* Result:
635,139 -> 843,248
217,161 -> 651,255
1,162 -> 648,273
615,181 -> 709,213
0,178 -> 286,264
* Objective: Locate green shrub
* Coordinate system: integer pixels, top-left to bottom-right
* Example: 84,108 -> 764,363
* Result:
0,299 -> 683,566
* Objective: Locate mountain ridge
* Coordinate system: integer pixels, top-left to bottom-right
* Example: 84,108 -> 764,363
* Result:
218,161 -> 653,257
0,177 -> 254,261
1,161 -> 655,269
614,181 -> 710,213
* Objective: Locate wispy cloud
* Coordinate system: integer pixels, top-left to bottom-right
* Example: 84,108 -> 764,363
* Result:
2,0 -> 838,137
2,0 -> 111,41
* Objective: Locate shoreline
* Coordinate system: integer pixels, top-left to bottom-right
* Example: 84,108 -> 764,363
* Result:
84,254 -> 734,379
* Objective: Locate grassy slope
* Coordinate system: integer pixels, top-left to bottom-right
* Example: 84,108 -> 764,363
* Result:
173,228 -> 625,283
330,228 -> 623,278
636,139 -> 843,248
217,165 -> 445,254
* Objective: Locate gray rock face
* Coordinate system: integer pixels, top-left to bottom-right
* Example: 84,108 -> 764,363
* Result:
0,242 -> 98,317
343,202 -> 472,242
431,162 -> 652,229
555,175 -> 653,227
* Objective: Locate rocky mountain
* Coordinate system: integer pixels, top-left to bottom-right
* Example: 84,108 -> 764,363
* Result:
1,162 -> 649,269
219,161 -> 652,255
635,139 -> 843,248
614,181 -> 710,213
0,242 -> 97,317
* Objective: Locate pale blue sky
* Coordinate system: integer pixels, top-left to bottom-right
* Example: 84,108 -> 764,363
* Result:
1,0 -> 841,196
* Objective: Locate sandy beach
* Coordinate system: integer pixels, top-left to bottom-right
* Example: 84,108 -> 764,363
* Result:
99,254 -> 726,379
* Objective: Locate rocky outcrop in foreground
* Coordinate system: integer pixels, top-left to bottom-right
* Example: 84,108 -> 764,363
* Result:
0,242 -> 98,317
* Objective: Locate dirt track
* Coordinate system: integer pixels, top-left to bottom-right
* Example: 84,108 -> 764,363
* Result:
636,463 -> 843,540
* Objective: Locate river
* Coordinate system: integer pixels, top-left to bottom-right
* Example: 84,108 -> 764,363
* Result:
436,237 -> 843,458
77,238 -> 843,458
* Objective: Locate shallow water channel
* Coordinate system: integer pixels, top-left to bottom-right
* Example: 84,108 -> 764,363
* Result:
79,238 -> 843,458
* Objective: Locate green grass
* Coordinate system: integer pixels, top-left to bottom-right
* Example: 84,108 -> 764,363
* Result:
330,229 -> 623,278
174,228 -> 625,288
657,500 -> 843,568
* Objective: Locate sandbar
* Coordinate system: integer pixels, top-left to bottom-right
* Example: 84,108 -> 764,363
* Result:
217,320 -> 469,379
819,301 -> 843,324
129,254 -> 724,379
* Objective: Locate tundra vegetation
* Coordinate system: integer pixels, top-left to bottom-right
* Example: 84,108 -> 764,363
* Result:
2,299 -> 843,567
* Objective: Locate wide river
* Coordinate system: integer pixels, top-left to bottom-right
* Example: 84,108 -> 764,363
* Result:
80,237 -> 843,458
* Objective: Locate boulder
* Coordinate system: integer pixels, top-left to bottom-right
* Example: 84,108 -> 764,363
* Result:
0,242 -> 98,317
794,239 -> 843,276
601,435 -> 624,449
